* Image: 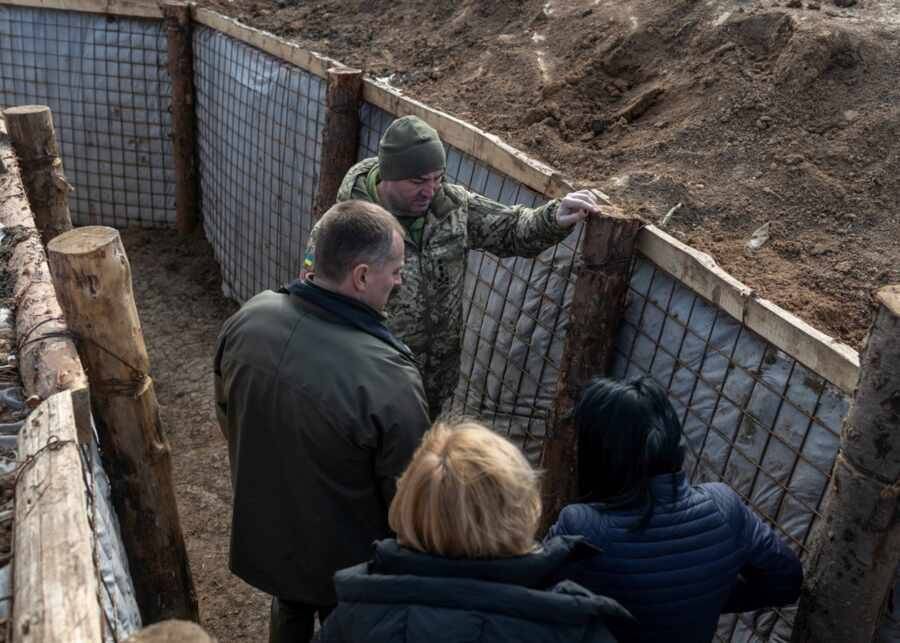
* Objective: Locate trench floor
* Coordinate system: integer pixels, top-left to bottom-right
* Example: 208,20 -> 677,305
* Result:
123,227 -> 267,642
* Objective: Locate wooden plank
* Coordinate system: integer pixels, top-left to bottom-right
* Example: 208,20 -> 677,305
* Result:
362,79 -> 574,199
0,0 -> 161,18
0,118 -> 88,402
637,224 -> 860,394
13,389 -> 104,643
193,8 -> 342,79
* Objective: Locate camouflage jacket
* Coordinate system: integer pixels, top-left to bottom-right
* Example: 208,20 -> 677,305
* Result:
306,157 -> 570,418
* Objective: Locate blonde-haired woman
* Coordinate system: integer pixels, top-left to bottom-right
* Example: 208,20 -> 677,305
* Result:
320,421 -> 635,643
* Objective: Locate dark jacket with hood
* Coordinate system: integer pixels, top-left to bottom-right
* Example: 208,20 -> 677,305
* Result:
320,536 -> 637,643
547,473 -> 803,643
214,281 -> 430,604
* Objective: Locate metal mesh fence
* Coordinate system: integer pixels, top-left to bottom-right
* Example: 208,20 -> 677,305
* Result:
0,5 -> 175,226
610,254 -> 851,642
359,103 -> 582,463
193,26 -> 325,302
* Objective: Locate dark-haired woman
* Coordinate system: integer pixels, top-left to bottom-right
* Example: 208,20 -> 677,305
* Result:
547,376 -> 803,643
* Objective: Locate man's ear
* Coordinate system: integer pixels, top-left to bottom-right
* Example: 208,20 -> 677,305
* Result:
350,263 -> 369,292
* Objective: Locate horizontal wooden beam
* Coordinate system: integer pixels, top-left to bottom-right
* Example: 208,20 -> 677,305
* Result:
14,388 -> 104,643
637,225 -> 860,394
192,8 -> 342,79
0,0 -> 161,18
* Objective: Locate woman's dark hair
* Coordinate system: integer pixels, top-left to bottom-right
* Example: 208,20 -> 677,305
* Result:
575,376 -> 686,529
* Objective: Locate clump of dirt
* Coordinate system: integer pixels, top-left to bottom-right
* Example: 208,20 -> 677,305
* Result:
200,0 -> 900,348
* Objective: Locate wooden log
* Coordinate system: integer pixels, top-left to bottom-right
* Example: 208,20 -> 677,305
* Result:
0,123 -> 87,401
313,67 -> 363,221
3,106 -> 74,244
13,388 -> 103,643
123,620 -> 217,643
46,226 -> 198,624
539,207 -> 643,532
162,2 -> 200,236
791,284 -> 900,643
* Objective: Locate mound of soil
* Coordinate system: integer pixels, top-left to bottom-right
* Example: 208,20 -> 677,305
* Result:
203,0 -> 900,348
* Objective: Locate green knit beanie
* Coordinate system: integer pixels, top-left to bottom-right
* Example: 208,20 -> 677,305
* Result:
378,116 -> 446,181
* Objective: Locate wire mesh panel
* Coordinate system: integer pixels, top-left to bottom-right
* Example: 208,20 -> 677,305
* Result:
0,6 -> 175,226
359,102 -> 581,463
194,27 -> 325,302
610,254 -> 851,642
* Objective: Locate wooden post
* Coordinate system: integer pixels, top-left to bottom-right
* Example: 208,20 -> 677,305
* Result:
313,67 -> 363,221
791,285 -> 900,643
13,389 -> 103,643
539,207 -> 643,533
162,2 -> 200,235
3,106 -> 74,244
0,120 -> 87,401
45,226 -> 198,624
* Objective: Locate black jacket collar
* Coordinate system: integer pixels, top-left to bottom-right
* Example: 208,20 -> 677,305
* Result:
370,535 -> 600,589
281,280 -> 415,360
334,536 -> 635,629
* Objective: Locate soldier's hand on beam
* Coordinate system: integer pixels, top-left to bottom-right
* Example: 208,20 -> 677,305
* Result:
555,189 -> 603,227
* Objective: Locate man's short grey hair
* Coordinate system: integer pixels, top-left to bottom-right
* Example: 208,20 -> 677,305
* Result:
314,200 -> 404,282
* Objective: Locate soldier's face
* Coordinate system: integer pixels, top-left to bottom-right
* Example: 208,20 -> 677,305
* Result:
380,170 -> 444,214
363,231 -> 405,312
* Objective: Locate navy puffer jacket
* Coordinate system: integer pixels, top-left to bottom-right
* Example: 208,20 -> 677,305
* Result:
320,536 -> 638,643
547,473 -> 803,643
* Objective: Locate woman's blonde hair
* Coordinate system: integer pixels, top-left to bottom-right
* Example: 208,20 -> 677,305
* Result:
388,420 -> 542,559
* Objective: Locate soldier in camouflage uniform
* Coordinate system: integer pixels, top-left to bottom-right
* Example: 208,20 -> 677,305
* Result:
304,116 -> 603,418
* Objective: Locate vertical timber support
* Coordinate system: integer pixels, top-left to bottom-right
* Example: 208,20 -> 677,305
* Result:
313,67 -> 363,221
46,226 -> 198,624
3,105 -> 74,243
539,207 -> 642,533
163,1 -> 200,235
792,284 -> 900,643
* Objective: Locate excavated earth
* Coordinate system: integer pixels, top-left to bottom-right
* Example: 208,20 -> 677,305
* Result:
203,0 -> 900,349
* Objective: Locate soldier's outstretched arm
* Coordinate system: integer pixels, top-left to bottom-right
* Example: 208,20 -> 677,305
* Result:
465,187 -> 604,258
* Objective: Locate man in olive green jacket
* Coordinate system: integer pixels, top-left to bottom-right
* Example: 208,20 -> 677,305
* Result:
304,115 -> 605,418
215,201 -> 430,642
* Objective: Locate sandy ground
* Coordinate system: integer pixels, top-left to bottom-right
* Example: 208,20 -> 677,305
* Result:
122,228 -> 268,641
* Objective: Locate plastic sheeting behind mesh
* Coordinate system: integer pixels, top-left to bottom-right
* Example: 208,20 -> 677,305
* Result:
611,253 -> 861,642
85,431 -> 142,641
194,26 -> 325,302
0,6 -> 175,226
359,103 -> 581,463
